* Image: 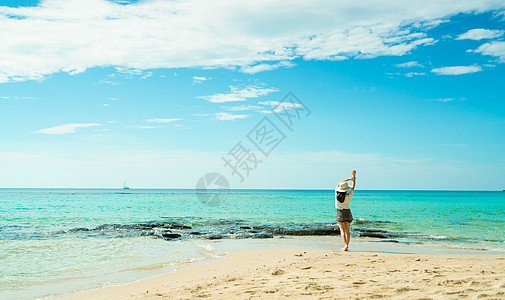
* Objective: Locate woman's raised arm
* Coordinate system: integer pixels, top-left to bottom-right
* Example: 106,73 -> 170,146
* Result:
351,169 -> 357,190
338,177 -> 354,186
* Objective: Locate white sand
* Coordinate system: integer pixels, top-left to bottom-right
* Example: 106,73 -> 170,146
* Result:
60,247 -> 505,299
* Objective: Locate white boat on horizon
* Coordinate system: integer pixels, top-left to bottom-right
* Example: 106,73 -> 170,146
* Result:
123,180 -> 130,190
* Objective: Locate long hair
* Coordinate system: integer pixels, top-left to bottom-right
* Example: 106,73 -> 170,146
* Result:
336,191 -> 347,203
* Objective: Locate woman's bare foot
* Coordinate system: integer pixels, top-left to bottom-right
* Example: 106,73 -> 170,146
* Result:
343,246 -> 349,251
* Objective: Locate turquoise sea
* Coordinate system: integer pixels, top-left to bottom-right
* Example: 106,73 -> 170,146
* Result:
1,189 -> 504,299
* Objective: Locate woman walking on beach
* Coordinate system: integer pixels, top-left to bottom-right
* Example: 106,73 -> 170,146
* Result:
335,170 -> 356,251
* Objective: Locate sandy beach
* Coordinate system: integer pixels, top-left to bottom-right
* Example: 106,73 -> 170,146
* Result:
61,247 -> 505,299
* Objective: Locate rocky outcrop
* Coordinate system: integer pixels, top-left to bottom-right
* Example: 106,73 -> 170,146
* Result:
57,221 -> 399,243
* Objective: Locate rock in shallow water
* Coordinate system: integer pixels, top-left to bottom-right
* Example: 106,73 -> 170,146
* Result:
270,226 -> 339,236
236,234 -> 253,239
68,227 -> 90,232
207,234 -> 226,240
253,233 -> 274,239
358,232 -> 387,239
169,224 -> 192,229
60,221 -> 396,243
162,233 -> 182,239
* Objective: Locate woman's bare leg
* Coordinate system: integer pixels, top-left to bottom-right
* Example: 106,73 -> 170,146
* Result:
344,222 -> 351,251
338,222 -> 347,250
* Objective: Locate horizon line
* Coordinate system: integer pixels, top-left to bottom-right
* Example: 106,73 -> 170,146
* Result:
0,188 -> 503,192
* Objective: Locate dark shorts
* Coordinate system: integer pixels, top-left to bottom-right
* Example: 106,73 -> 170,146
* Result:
336,209 -> 353,223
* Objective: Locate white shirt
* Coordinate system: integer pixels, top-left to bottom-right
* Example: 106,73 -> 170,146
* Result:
335,188 -> 353,210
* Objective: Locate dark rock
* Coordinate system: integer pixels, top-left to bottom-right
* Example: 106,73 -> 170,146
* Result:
270,226 -> 340,236
207,234 -> 225,240
253,226 -> 268,230
84,221 -> 395,243
236,234 -> 253,239
162,233 -> 182,239
94,224 -> 122,231
68,227 -> 90,232
163,223 -> 192,229
172,224 -> 192,229
359,232 -> 387,239
135,223 -> 158,229
254,233 -> 274,239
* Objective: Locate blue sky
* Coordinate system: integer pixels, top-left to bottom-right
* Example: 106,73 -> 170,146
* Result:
1,0 -> 505,189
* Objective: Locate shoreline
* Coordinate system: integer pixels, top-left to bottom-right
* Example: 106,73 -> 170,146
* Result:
59,243 -> 505,299
57,237 -> 505,299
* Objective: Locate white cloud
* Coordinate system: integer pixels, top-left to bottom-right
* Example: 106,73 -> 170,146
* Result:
103,103 -> 110,107
146,118 -> 181,123
405,72 -> 426,77
223,105 -> 264,111
456,28 -> 504,40
198,85 -> 278,103
108,97 -> 119,101
192,76 -> 211,84
2,0 -> 504,82
240,61 -> 295,74
386,71 -> 426,77
395,61 -> 423,68
427,97 -> 467,102
36,123 -> 100,134
215,112 -> 249,121
115,67 -> 152,79
97,79 -> 120,86
472,41 -> 505,62
0,96 -> 38,100
258,100 -> 302,113
431,65 -> 482,75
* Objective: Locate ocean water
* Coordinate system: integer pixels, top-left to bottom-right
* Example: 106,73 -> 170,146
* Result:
1,189 -> 504,299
